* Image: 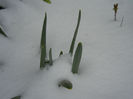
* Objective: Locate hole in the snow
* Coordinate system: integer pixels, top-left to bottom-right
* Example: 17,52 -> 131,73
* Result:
0,6 -> 5,10
0,61 -> 4,68
0,61 -> 5,72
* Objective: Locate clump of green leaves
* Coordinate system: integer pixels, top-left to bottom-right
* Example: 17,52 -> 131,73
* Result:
72,42 -> 82,74
40,13 -> 47,69
0,26 -> 8,37
69,10 -> 81,56
43,0 -> 51,4
40,13 -> 54,69
40,10 -> 83,71
113,3 -> 118,21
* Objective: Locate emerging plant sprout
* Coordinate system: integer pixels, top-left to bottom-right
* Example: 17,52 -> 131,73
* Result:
43,0 -> 51,4
49,48 -> 53,65
72,42 -> 82,74
40,13 -> 47,69
113,3 -> 118,21
59,51 -> 63,56
58,79 -> 73,89
0,26 -> 8,37
38,9 -> 83,92
120,16 -> 124,27
69,10 -> 81,56
11,95 -> 21,99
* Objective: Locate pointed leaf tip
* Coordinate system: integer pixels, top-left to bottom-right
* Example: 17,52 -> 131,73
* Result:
69,10 -> 81,55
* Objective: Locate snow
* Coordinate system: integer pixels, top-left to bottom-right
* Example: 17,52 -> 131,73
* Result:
0,0 -> 133,99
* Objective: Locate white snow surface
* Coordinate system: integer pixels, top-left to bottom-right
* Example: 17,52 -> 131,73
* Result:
0,0 -> 133,99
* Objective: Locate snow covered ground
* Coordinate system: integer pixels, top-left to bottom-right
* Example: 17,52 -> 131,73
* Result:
0,0 -> 133,99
